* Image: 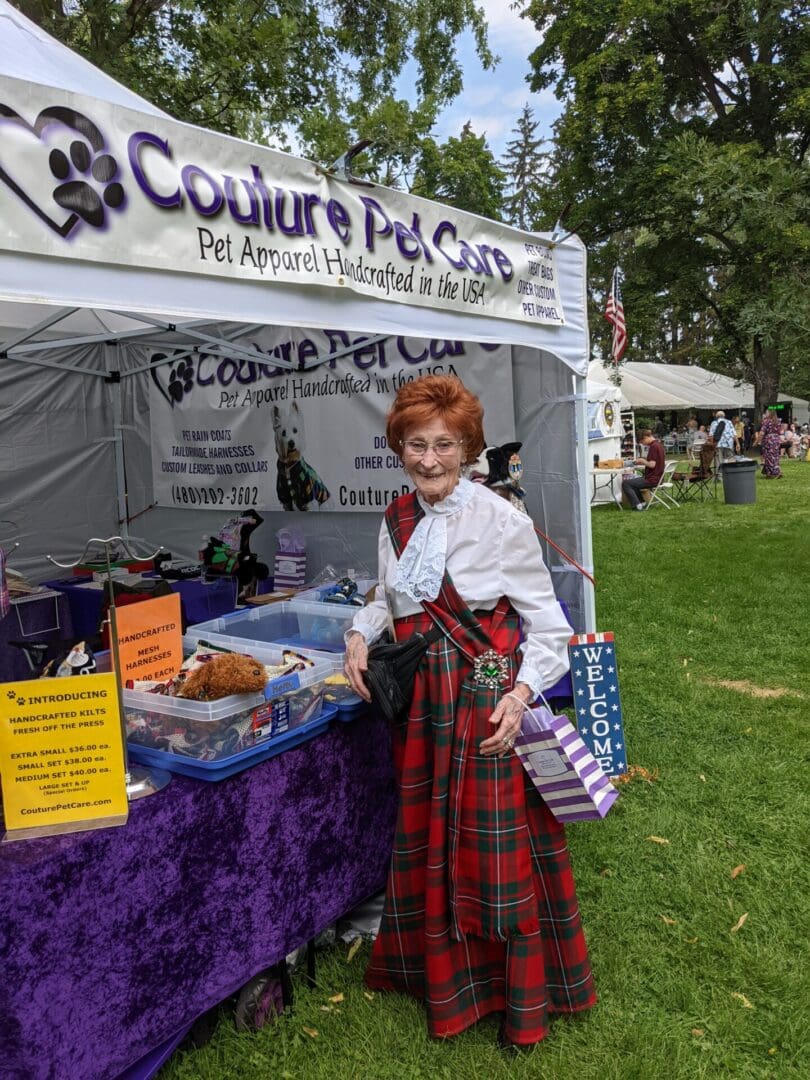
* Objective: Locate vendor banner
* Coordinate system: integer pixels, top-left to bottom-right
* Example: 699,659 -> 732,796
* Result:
0,74 -> 564,329
149,328 -> 515,511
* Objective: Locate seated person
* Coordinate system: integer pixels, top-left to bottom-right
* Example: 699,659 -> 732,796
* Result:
622,429 -> 665,510
784,423 -> 802,458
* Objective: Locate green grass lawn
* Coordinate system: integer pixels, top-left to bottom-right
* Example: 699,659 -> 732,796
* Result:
163,460 -> 810,1080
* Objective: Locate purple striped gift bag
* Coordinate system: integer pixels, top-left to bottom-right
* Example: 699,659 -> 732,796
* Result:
513,700 -> 619,822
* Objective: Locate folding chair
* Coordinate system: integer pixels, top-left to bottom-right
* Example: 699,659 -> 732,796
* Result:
645,461 -> 680,509
675,443 -> 718,502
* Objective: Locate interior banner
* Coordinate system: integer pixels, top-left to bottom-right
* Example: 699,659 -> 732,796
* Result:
149,329 -> 515,511
0,74 -> 564,328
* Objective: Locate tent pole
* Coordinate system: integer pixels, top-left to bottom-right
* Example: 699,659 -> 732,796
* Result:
108,344 -> 130,540
574,373 -> 597,631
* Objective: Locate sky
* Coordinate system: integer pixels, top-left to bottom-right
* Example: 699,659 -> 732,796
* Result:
431,2 -> 562,159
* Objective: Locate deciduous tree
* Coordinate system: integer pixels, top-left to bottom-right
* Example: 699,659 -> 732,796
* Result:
521,0 -> 810,416
13,1 -> 493,145
412,121 -> 506,219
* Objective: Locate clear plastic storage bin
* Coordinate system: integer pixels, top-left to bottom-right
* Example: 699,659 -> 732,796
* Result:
294,578 -> 378,605
98,643 -> 333,761
127,703 -> 338,782
188,600 -> 358,654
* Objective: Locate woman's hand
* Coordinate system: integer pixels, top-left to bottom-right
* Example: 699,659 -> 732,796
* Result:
480,682 -> 533,758
344,631 -> 372,702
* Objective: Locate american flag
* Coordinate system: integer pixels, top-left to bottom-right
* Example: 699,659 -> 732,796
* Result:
604,267 -> 627,364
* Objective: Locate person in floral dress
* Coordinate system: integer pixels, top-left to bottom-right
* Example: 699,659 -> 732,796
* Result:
754,410 -> 783,478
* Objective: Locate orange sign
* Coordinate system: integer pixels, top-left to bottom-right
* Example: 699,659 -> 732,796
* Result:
114,592 -> 183,684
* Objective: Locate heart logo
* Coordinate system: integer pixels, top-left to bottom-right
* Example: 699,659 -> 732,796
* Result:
0,104 -> 125,238
150,351 -> 197,409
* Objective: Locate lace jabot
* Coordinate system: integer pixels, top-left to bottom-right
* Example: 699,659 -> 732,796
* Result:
393,477 -> 475,603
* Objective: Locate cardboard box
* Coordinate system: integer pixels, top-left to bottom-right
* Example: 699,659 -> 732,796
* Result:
244,591 -> 297,607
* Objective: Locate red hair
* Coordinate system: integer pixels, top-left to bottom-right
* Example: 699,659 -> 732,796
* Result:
386,374 -> 485,465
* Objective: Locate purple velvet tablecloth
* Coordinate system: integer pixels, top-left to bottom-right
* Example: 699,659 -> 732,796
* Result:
0,711 -> 397,1080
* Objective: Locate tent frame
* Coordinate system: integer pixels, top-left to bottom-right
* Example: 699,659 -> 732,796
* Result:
1,311 -> 598,631
0,0 -> 597,631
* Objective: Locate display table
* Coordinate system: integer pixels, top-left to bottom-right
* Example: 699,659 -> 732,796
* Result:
590,465 -> 640,509
0,710 -> 397,1080
0,590 -> 74,682
42,575 -> 273,637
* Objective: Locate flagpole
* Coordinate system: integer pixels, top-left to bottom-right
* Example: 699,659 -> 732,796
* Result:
574,373 -> 597,633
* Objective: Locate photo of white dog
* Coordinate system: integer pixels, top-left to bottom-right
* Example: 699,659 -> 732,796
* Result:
272,402 -> 330,510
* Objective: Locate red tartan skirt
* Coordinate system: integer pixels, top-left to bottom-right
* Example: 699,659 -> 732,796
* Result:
365,607 -> 596,1045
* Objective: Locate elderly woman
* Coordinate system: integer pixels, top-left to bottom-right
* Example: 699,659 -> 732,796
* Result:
754,409 -> 783,478
344,375 -> 595,1049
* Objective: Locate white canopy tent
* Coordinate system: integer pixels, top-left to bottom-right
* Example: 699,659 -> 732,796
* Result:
589,361 -> 808,421
0,0 -> 596,630
584,376 -> 624,505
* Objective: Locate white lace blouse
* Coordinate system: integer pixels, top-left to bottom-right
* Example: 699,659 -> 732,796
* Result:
349,478 -> 572,695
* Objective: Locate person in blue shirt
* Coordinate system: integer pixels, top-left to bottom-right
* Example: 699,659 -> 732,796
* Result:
709,411 -> 735,463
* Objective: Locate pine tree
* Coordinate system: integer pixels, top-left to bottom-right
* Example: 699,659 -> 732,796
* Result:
501,105 -> 548,230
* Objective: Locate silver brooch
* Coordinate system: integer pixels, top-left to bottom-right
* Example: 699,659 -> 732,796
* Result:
473,649 -> 510,688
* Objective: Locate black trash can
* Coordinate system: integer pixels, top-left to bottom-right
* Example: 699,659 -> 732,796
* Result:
721,458 -> 757,504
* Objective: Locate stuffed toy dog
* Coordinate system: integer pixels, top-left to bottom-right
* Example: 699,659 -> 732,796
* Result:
41,641 -> 97,678
201,509 -> 270,600
177,652 -> 267,701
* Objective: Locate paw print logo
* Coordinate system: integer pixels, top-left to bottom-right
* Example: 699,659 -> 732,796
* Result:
6,690 -> 16,700
16,696 -> 26,707
49,138 -> 124,228
168,360 -> 196,404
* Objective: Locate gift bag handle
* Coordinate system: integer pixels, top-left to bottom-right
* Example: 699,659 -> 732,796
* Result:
504,688 -> 553,718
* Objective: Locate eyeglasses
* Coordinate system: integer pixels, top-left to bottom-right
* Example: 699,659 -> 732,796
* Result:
401,438 -> 464,458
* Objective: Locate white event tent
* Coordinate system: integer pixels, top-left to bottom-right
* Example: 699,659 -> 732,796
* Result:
584,375 -> 624,505
589,361 -> 808,422
0,0 -> 597,630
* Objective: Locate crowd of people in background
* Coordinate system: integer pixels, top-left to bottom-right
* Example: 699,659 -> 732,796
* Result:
622,410 -> 809,484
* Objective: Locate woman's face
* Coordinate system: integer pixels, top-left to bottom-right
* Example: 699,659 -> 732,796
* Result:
400,417 -> 464,505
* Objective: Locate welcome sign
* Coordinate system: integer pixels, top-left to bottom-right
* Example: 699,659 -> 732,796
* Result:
0,75 -> 564,329
149,329 -> 515,511
568,632 -> 627,777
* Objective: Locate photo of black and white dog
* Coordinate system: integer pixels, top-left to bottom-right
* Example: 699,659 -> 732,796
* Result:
468,440 -> 527,513
272,403 -> 331,511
